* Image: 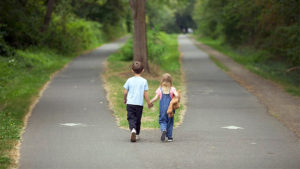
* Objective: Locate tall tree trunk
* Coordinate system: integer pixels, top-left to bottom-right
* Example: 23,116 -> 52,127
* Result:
41,0 -> 55,32
130,0 -> 150,72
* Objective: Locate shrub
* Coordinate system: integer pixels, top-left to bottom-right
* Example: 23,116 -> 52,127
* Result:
267,24 -> 300,65
44,17 -> 104,54
109,31 -> 180,72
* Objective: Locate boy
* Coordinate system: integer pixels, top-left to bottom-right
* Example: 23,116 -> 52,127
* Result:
123,61 -> 152,142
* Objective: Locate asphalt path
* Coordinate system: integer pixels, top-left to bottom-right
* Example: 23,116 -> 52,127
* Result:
19,35 -> 300,169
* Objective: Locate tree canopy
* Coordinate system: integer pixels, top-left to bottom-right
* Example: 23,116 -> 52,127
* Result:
1,0 -> 298,65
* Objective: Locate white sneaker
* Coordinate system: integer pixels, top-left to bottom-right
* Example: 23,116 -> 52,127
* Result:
131,128 -> 136,142
136,135 -> 140,141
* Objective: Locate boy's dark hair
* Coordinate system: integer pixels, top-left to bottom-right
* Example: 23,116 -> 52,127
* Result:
132,61 -> 144,74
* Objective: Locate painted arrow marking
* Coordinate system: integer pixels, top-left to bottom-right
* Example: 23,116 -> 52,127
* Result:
221,126 -> 244,130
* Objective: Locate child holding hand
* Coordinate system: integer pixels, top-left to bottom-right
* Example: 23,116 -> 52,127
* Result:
124,61 -> 152,142
150,73 -> 179,142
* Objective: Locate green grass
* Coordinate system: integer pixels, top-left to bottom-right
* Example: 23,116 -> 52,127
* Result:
196,36 -> 300,97
209,55 -> 229,72
104,32 -> 185,129
0,48 -> 74,169
0,42 -> 108,168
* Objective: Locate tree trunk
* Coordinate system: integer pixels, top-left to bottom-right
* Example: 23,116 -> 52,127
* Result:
41,0 -> 55,32
130,0 -> 150,72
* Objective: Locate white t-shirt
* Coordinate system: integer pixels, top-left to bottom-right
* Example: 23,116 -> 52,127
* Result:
124,76 -> 148,106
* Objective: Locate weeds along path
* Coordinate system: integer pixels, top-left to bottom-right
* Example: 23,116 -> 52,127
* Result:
19,35 -> 300,169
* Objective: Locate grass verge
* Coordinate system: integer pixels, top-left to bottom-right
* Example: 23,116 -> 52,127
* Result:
0,40 -> 107,169
209,55 -> 229,72
103,32 -> 185,129
195,36 -> 300,97
0,48 -> 73,169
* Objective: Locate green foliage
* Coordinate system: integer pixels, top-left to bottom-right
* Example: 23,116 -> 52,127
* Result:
74,0 -> 130,37
148,31 -> 180,72
109,30 -> 180,72
0,0 -> 129,56
0,0 -> 45,47
174,0 -> 197,32
197,36 -> 300,96
44,17 -> 104,54
193,0 -> 227,38
146,1 -> 178,32
108,38 -> 133,62
193,0 -> 300,65
146,0 -> 196,33
267,24 -> 300,64
0,31 -> 15,57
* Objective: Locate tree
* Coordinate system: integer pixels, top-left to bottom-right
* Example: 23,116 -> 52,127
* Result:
41,0 -> 55,32
130,0 -> 149,72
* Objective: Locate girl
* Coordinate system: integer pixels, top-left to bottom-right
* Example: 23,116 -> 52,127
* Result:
151,73 -> 179,142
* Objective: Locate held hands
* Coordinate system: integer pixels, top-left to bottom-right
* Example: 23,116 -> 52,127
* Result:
148,102 -> 153,108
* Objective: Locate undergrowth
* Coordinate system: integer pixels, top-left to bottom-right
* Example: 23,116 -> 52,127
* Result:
196,36 -> 300,97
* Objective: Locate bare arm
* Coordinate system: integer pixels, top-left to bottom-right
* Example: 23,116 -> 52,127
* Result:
123,89 -> 128,104
144,91 -> 151,104
144,91 -> 153,108
150,94 -> 159,104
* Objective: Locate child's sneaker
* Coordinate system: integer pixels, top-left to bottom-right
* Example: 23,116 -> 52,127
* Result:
167,138 -> 173,142
161,131 -> 166,142
131,128 -> 136,142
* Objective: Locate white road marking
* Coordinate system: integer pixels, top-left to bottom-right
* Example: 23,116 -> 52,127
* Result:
250,142 -> 257,145
60,123 -> 86,127
221,126 -> 244,130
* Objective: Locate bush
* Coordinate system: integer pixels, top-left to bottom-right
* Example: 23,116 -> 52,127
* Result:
43,17 -> 104,54
0,26 -> 15,57
193,0 -> 300,66
108,37 -> 133,61
109,31 -> 180,72
267,24 -> 300,65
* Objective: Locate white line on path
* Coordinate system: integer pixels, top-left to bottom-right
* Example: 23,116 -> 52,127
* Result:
60,123 -> 86,127
221,126 -> 244,130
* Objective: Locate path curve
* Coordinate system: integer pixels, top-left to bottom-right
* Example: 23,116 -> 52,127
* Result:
19,35 -> 300,169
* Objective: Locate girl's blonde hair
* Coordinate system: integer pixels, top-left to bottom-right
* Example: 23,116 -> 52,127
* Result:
160,73 -> 172,94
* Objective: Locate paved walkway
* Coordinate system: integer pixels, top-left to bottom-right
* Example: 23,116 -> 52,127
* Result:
19,35 -> 300,169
